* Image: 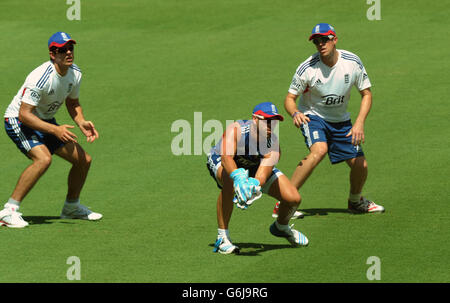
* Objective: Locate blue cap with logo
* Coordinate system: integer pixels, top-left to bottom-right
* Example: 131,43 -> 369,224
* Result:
48,32 -> 77,49
252,102 -> 284,121
309,23 -> 337,40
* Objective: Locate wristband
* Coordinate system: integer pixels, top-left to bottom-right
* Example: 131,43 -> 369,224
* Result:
291,111 -> 301,118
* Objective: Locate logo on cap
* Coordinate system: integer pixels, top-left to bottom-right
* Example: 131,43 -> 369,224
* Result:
61,32 -> 70,41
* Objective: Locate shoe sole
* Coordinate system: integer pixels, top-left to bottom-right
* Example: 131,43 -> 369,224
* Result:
60,214 -> 103,220
348,208 -> 385,214
218,247 -> 240,255
0,221 -> 28,228
272,212 -> 304,219
270,223 -> 308,247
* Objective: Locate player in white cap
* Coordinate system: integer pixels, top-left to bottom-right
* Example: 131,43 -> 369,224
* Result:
272,23 -> 384,217
1,32 -> 102,228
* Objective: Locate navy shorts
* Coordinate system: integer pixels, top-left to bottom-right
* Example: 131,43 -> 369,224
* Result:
300,115 -> 364,164
4,117 -> 65,156
206,153 -> 283,193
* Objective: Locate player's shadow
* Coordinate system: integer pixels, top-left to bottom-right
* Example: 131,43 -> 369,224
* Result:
301,208 -> 350,216
209,243 -> 294,256
23,216 -> 75,225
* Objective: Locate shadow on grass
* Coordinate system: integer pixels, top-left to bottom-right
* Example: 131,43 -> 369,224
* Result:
208,242 -> 295,256
300,208 -> 351,216
23,216 -> 75,225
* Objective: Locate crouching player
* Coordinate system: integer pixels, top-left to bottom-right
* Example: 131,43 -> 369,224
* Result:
206,102 -> 309,254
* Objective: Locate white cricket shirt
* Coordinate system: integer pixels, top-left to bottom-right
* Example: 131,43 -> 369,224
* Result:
5,61 -> 82,120
288,49 -> 371,122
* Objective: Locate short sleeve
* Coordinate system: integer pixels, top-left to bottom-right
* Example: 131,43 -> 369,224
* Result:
355,59 -> 371,91
21,85 -> 43,107
288,69 -> 307,95
68,77 -> 81,99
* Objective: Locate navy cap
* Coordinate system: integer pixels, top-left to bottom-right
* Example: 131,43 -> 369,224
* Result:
48,32 -> 76,49
309,23 -> 337,40
252,102 -> 284,121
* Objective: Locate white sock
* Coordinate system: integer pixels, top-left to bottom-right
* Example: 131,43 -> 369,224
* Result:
349,193 -> 361,203
217,228 -> 230,239
275,221 -> 290,232
5,198 -> 20,211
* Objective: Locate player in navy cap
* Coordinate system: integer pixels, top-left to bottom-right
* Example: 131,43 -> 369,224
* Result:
206,102 -> 309,254
1,32 -> 101,228
272,23 -> 384,217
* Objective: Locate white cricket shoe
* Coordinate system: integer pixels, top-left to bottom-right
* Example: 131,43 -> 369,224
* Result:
0,208 -> 29,228
213,237 -> 240,255
272,201 -> 304,219
348,197 -> 385,214
270,222 -> 308,246
60,203 -> 103,221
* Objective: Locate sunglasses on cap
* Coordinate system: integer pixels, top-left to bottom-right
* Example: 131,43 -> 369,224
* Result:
312,35 -> 335,45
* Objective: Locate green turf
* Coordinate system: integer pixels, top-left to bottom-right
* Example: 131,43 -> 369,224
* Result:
0,0 -> 448,283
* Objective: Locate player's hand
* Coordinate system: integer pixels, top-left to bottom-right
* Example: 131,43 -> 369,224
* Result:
79,120 -> 99,143
346,122 -> 365,146
292,111 -> 310,128
230,168 -> 252,203
54,124 -> 78,143
248,177 -> 260,194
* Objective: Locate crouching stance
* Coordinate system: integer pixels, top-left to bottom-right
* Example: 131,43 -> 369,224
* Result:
1,32 -> 102,228
206,102 -> 308,254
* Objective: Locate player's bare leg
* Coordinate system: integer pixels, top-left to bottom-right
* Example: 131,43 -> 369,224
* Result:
55,142 -> 92,201
268,175 -> 301,225
272,142 -> 328,219
1,145 -> 52,228
216,166 -> 234,230
290,142 -> 328,189
10,145 -> 53,203
55,142 -> 101,220
213,166 -> 240,254
346,156 -> 368,196
268,175 -> 308,246
346,156 -> 384,213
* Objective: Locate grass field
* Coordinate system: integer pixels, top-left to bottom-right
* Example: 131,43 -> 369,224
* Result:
0,0 -> 449,283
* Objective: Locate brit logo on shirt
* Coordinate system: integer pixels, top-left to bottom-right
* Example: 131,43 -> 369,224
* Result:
67,83 -> 73,93
344,74 -> 349,84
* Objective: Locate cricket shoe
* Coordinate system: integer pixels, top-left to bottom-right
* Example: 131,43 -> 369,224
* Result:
213,237 -> 240,255
0,208 -> 29,228
272,201 -> 304,219
60,203 -> 103,220
348,197 -> 385,214
269,222 -> 308,246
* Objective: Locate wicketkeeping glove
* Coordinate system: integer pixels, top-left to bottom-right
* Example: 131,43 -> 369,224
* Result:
229,168 -> 252,203
233,177 -> 262,210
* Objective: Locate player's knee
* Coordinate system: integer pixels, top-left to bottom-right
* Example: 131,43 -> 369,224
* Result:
283,187 -> 301,206
84,153 -> 92,167
349,156 -> 367,170
78,152 -> 92,170
34,154 -> 52,169
310,145 -> 328,161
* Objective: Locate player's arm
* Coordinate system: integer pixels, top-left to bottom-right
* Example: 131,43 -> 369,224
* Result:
220,122 -> 240,176
346,88 -> 372,145
254,150 -> 280,187
284,93 -> 310,127
65,97 -> 99,143
220,123 -> 255,202
18,102 -> 78,143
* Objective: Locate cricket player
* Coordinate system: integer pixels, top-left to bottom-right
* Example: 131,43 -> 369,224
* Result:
272,23 -> 384,216
207,102 -> 308,255
1,32 -> 102,228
